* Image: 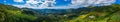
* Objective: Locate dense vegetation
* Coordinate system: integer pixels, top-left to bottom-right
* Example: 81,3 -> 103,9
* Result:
0,4 -> 120,22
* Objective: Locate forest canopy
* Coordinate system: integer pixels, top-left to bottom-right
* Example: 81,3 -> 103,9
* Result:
0,4 -> 120,22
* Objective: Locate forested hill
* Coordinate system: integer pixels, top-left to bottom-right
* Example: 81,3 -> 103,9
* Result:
0,3 -> 120,22
0,4 -> 37,22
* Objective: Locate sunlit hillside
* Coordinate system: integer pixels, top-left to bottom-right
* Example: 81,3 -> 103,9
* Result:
0,3 -> 120,22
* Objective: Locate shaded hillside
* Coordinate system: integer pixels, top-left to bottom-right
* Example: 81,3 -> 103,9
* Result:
0,3 -> 120,22
0,4 -> 37,22
21,4 -> 120,22
67,4 -> 120,22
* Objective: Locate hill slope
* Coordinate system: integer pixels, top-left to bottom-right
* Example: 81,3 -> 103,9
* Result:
0,4 -> 120,22
0,4 -> 37,22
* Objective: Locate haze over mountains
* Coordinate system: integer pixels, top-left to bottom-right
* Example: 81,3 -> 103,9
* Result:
0,2 -> 120,22
0,0 -> 120,22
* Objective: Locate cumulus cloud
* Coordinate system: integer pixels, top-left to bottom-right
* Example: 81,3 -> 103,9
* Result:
39,0 -> 56,7
14,0 -> 24,2
13,0 -> 116,9
24,0 -> 56,7
13,4 -> 79,9
71,0 -> 116,7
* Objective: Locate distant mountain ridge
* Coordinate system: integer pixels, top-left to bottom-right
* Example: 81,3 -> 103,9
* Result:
0,3 -> 120,22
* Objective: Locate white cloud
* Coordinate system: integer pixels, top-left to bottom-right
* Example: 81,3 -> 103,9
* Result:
39,0 -> 56,7
13,0 -> 57,9
14,0 -> 24,2
71,0 -> 116,7
25,0 -> 56,7
13,0 -> 116,9
13,4 -> 79,9
26,0 -> 39,4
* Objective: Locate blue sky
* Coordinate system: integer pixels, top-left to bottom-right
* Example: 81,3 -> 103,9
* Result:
115,0 -> 120,4
0,0 -> 119,5
0,0 -> 119,9
0,0 -> 71,6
